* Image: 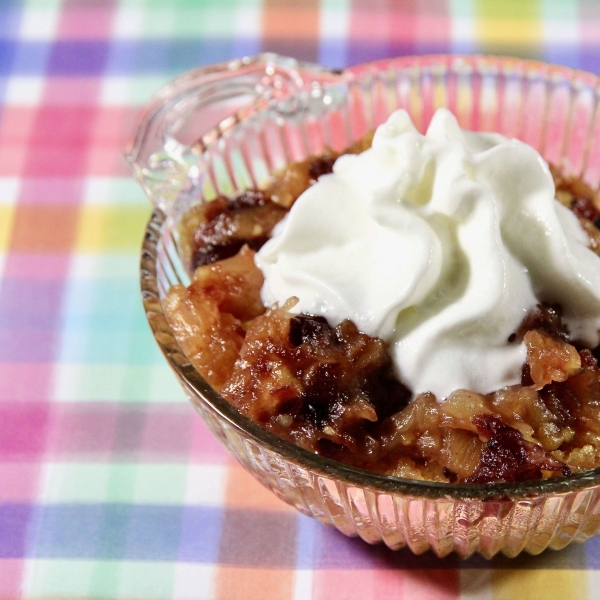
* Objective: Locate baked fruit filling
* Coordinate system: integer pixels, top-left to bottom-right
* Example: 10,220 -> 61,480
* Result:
165,137 -> 600,484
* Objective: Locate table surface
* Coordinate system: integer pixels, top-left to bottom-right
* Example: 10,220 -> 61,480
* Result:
2,0 -> 600,598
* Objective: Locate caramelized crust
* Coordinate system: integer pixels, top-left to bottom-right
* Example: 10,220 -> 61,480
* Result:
222,304 -> 410,460
165,141 -> 600,483
163,246 -> 265,391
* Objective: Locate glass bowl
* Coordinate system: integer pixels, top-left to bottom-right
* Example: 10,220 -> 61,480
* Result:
126,53 -> 600,559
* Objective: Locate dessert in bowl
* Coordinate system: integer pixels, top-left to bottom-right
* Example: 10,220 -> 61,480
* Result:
127,54 -> 600,558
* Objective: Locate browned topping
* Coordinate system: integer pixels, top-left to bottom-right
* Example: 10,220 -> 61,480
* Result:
188,194 -> 287,270
524,329 -> 581,389
163,246 -> 265,390
570,196 -> 600,223
511,303 -> 569,343
221,306 -> 410,458
463,414 -> 570,483
308,157 -> 336,181
165,146 -> 600,483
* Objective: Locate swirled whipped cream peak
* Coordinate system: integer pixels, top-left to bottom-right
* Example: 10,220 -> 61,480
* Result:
255,108 -> 600,399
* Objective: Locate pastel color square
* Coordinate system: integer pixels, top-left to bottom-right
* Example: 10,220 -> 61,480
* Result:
0,402 -> 49,459
0,504 -> 32,557
91,106 -> 140,146
8,203 -> 78,251
19,177 -> 85,204
0,559 -> 25,597
31,505 -> 183,560
177,506 -> 223,563
491,569 -> 586,600
74,205 -> 150,252
44,77 -> 102,105
124,505 -> 184,561
33,505 -> 102,558
111,7 -> 144,39
22,106 -> 99,176
18,7 -> 60,40
0,145 -> 28,178
215,567 -> 295,600
224,463 -> 295,511
217,508 -> 297,567
139,407 -> 193,456
67,253 -> 139,278
24,559 -> 96,598
0,5 -> 22,40
99,76 -> 168,106
0,105 -> 38,145
183,465 -> 227,505
40,463 -> 113,504
0,205 -> 16,250
52,363 -> 185,402
4,253 -> 70,280
0,362 -> 54,402
111,406 -> 148,454
0,275 -> 67,328
4,75 -> 44,105
47,40 -> 110,76
58,328 -> 159,366
131,464 -> 188,504
0,325 -> 60,362
50,403 -> 117,456
83,177 -> 148,208
58,7 -> 117,40
173,563 -> 216,600
87,146 -> 132,176
189,412 -> 229,461
0,177 -> 20,204
0,463 -> 41,502
116,562 -> 175,599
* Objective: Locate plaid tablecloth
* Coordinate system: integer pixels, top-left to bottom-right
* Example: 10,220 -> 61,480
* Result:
2,0 -> 600,598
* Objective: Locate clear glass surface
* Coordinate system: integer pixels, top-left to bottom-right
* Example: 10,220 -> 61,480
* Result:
127,54 -> 600,558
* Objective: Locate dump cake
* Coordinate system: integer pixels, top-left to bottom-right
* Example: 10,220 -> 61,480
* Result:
165,109 -> 600,483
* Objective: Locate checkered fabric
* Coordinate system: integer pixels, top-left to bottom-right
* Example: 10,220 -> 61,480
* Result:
1,0 -> 600,598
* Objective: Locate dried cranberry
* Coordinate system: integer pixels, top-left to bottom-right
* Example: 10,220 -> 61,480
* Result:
571,196 -> 600,222
308,157 -> 336,181
463,414 -> 569,483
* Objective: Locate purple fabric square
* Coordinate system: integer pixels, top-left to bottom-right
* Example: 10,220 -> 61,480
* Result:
0,504 -> 31,558
47,41 -> 109,76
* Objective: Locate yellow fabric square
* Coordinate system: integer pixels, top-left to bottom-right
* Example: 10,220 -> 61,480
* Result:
492,569 -> 587,600
75,205 -> 150,253
0,205 -> 16,251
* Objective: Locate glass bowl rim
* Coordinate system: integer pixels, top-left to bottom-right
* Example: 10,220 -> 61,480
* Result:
139,53 -> 600,501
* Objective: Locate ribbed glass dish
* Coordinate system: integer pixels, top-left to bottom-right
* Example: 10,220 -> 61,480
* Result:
126,54 -> 600,559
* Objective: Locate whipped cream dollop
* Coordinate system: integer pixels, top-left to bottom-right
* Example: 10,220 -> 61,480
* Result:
256,108 -> 600,399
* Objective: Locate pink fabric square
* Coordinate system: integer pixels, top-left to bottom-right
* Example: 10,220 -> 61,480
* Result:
19,177 -> 85,205
23,106 -> 98,177
0,463 -> 41,502
4,254 -> 71,279
44,78 -> 103,106
0,402 -> 50,459
313,568 -> 459,600
0,559 -> 24,597
86,147 -> 131,176
0,363 -> 54,402
58,4 -> 118,40
189,411 -> 229,462
0,145 -> 28,177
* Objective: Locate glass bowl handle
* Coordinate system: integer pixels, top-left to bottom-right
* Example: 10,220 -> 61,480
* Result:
124,53 -> 345,210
